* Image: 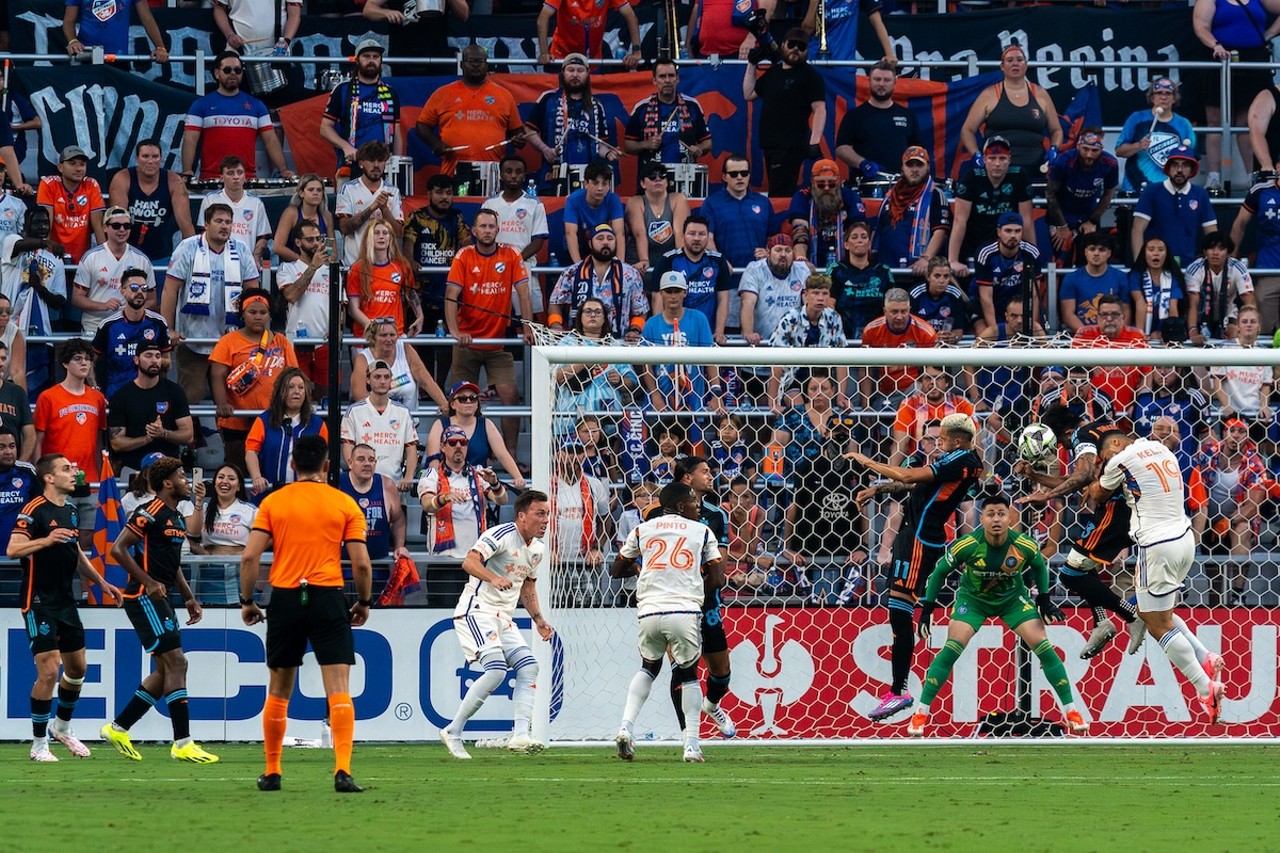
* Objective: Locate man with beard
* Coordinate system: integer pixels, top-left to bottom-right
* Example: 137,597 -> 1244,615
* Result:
485,156 -> 549,323
108,140 -> 195,283
787,160 -> 866,270
1071,294 -> 1150,418
973,212 -> 1042,334
74,207 -> 155,338
649,215 -> 732,342
624,60 -> 712,180
739,234 -> 809,346
743,28 -> 826,198
835,61 -> 923,181
107,342 -> 193,474
1131,146 -> 1216,266
701,153 -> 772,336
525,54 -> 618,190
1,207 -> 67,392
765,274 -> 848,412
548,223 -> 647,339
830,221 -> 894,339
948,136 -> 1034,275
415,45 -> 523,169
1043,129 -> 1119,265
91,267 -> 171,400
336,140 -> 404,268
320,38 -> 403,170
890,365 -> 974,466
404,174 -> 472,381
278,221 -> 338,390
37,145 -> 105,266
872,146 -> 950,278
181,50 -> 292,181
1133,363 -> 1211,464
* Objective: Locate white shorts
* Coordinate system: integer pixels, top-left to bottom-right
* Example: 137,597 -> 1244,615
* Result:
454,612 -> 528,663
638,611 -> 701,667
1134,529 -> 1195,613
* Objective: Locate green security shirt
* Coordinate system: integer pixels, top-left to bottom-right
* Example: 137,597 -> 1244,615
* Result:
922,529 -> 1050,605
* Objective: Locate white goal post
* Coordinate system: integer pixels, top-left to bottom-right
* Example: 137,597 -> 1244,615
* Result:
528,340 -> 1280,742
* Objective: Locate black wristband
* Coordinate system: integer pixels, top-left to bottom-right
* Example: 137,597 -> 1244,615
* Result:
239,596 -> 254,606
357,598 -> 373,607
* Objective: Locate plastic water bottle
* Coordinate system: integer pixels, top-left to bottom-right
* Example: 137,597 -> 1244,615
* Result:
435,320 -> 446,337
320,718 -> 332,748
273,38 -> 288,56
525,178 -> 538,199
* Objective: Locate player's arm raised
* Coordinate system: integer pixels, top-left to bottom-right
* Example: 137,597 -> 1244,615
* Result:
110,526 -> 164,600
239,528 -> 272,625
845,451 -> 936,485
1020,452 -> 1097,505
519,577 -> 553,640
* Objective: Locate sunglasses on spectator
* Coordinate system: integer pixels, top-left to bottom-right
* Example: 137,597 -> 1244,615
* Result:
785,39 -> 807,49
0,308 -> 11,316
814,181 -> 840,190
453,395 -> 478,403
724,169 -> 750,178
126,282 -> 154,292
370,316 -> 397,326
107,221 -> 131,230
444,438 -> 469,447
220,65 -> 244,74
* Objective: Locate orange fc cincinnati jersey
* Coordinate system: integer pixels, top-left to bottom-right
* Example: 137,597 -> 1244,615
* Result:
447,244 -> 528,350
252,480 -> 366,588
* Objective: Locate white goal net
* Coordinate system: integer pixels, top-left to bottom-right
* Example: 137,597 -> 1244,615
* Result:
528,337 -> 1280,741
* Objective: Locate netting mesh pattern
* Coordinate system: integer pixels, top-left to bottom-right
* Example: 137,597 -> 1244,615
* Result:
535,335 -> 1280,739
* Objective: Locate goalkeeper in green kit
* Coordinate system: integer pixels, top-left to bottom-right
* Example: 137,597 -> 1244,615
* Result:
908,493 -> 1089,737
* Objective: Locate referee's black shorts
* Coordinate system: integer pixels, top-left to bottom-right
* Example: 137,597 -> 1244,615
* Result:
265,586 -> 354,669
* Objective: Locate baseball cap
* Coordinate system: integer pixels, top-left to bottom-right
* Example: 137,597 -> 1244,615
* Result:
901,145 -> 929,166
982,135 -> 1011,155
104,205 -> 132,223
658,270 -> 688,291
811,159 -> 841,180
449,380 -> 481,397
590,222 -> 615,238
783,27 -> 809,46
1164,145 -> 1200,175
562,53 -> 589,68
60,145 -> 88,163
442,425 -> 469,443
997,211 -> 1024,228
766,233 -> 793,250
643,162 -> 670,179
940,413 -> 977,437
140,452 -> 166,470
134,340 -> 164,356
370,360 -> 393,374
354,37 -> 385,56
1042,365 -> 1068,378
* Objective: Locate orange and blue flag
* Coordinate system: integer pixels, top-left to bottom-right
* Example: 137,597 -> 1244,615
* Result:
86,453 -> 126,604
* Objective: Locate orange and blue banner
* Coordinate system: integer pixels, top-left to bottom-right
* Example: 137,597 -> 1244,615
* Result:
86,454 -> 126,603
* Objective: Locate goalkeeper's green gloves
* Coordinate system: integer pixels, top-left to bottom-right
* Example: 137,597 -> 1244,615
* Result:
917,600 -> 938,640
1036,592 -> 1065,624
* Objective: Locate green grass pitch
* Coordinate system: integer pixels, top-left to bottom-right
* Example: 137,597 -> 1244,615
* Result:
3,742 -> 1278,851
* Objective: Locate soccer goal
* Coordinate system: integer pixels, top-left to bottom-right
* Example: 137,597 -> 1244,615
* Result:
528,334 -> 1280,742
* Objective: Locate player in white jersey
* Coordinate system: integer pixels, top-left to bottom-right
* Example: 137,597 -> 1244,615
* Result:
438,490 -> 553,759
1095,432 -> 1225,723
610,483 -> 724,763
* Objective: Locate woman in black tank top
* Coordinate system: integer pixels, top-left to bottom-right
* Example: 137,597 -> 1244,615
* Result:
961,44 -> 1064,175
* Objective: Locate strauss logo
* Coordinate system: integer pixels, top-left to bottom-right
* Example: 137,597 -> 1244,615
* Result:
728,614 -> 815,735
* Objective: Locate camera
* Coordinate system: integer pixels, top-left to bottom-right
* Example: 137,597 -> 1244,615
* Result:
745,8 -> 779,64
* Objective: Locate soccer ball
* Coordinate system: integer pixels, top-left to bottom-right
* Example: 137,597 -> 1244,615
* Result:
1017,424 -> 1058,463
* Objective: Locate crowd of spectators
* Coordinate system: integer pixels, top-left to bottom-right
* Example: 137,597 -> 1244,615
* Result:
3,2 -> 1280,610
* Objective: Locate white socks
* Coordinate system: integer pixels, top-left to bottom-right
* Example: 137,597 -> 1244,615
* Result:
1160,628 -> 1211,696
621,670 -> 656,730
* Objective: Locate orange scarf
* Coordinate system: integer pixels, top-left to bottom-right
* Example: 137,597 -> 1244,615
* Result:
431,460 -> 488,553
551,474 -> 596,553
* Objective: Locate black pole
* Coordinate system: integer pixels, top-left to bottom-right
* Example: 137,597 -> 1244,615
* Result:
326,249 -> 342,485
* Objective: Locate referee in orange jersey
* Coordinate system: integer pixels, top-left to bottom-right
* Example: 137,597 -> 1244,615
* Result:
240,434 -> 373,794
